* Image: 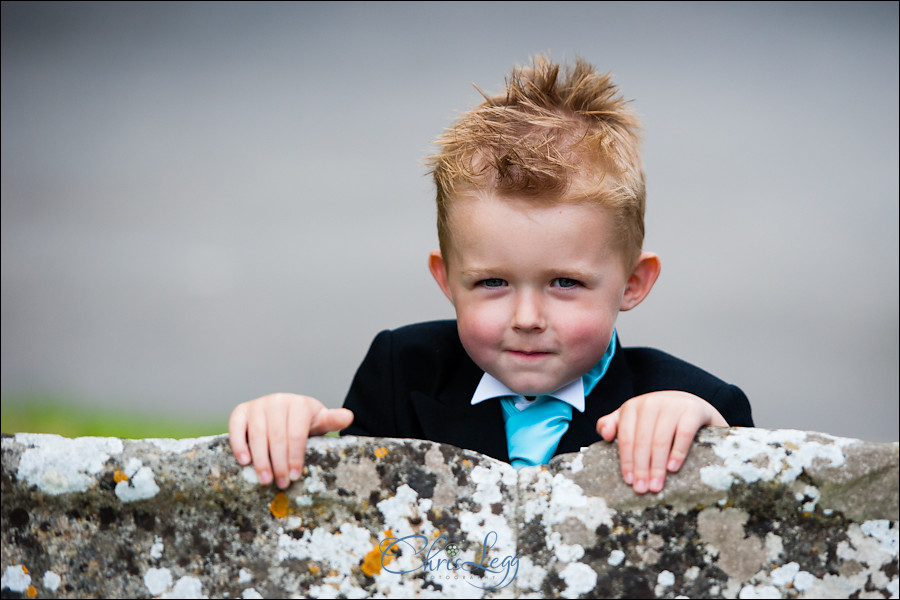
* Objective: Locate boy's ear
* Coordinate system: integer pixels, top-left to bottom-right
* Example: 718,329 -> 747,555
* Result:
620,252 -> 661,311
428,250 -> 454,302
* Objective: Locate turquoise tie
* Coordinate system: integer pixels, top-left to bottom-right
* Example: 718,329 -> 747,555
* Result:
501,396 -> 573,469
500,330 -> 617,469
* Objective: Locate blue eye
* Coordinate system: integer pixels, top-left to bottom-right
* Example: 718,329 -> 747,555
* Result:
553,278 -> 580,288
480,278 -> 506,288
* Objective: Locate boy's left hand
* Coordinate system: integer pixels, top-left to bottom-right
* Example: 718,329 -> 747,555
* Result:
595,391 -> 727,494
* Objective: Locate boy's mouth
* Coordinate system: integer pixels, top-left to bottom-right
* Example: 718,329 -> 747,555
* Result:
507,349 -> 553,359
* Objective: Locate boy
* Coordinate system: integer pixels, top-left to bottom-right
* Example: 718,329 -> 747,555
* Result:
229,55 -> 753,495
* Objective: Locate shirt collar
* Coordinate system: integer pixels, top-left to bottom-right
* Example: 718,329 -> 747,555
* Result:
470,372 -> 586,412
468,329 -> 617,414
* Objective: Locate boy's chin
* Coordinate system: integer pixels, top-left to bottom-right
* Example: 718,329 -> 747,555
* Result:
503,378 -> 567,397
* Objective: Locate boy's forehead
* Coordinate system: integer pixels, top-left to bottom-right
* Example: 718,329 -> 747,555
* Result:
442,190 -> 635,268
446,190 -> 612,224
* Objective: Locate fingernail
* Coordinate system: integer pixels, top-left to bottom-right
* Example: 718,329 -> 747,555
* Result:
289,469 -> 301,481
667,459 -> 679,471
238,453 -> 250,465
649,477 -> 663,492
634,479 -> 647,494
259,470 -> 272,485
276,477 -> 289,489
624,472 -> 634,485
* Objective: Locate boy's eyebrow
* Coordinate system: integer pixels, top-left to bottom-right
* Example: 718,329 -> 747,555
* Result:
460,267 -> 600,281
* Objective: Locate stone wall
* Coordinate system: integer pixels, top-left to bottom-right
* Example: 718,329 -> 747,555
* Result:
1,428 -> 897,599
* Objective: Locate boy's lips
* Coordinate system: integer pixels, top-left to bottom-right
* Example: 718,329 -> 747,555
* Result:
507,349 -> 553,359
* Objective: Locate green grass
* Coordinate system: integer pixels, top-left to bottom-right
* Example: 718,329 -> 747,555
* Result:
1,395 -> 226,440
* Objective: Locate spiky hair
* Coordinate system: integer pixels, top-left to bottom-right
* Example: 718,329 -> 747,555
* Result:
426,55 -> 646,266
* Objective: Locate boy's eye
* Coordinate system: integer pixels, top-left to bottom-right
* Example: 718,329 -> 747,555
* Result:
479,278 -> 507,288
553,278 -> 580,288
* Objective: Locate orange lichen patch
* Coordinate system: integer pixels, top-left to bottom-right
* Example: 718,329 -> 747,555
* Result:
374,446 -> 389,459
269,492 -> 290,518
113,470 -> 129,483
309,564 -> 321,574
26,586 -> 37,598
360,546 -> 383,577
361,529 -> 396,577
21,566 -> 28,574
462,459 -> 472,467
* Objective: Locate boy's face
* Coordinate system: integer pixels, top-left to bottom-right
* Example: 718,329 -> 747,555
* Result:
430,193 -> 658,396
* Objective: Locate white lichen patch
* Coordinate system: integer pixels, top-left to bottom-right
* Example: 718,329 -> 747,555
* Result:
238,569 -> 253,583
150,536 -> 164,559
513,555 -> 547,592
124,457 -> 143,477
147,435 -> 220,453
738,583 -> 780,598
657,570 -> 675,587
306,435 -> 368,452
241,588 -> 263,599
795,484 -> 821,513
162,575 -> 206,599
568,452 -> 584,474
770,561 -> 800,586
522,470 -> 613,535
699,428 -> 853,490
15,433 -> 123,495
115,463 -> 160,502
793,570 -> 815,592
1,565 -> 30,593
42,571 -> 61,591
241,466 -> 259,484
608,549 -> 626,566
546,531 -> 584,562
455,466 -> 517,572
276,522 -> 372,575
559,562 -> 597,599
470,465 -> 504,506
860,520 -> 898,557
838,521 -> 899,567
376,484 -> 435,539
144,567 -> 173,596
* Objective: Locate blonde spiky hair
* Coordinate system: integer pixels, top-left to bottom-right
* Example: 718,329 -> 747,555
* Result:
426,55 -> 646,267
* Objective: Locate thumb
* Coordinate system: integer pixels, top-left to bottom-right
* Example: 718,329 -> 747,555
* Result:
596,409 -> 621,442
310,407 -> 354,436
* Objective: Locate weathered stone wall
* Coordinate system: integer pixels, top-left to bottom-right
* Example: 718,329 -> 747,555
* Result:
1,428 -> 897,599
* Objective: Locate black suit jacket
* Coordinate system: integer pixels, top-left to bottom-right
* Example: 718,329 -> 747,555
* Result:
342,320 -> 753,463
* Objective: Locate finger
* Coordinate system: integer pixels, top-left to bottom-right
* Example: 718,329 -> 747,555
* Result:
246,400 -> 273,486
266,396 -> 291,489
286,399 -> 312,482
228,404 -> 252,465
615,402 -> 638,486
596,409 -> 620,442
667,411 -> 706,473
647,410 -> 679,493
630,398 -> 661,495
310,407 -> 355,436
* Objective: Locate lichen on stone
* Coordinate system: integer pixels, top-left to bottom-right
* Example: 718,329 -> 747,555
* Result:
1,428 -> 897,598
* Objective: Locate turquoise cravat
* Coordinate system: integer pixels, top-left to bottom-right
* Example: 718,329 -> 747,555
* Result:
501,330 -> 617,469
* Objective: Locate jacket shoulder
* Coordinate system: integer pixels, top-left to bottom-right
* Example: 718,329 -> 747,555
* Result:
620,346 -> 754,426
622,346 -> 731,391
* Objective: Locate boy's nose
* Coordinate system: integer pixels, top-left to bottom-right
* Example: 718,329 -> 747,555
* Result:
512,291 -> 546,331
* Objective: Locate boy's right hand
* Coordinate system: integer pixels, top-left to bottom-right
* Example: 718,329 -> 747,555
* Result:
228,393 -> 354,489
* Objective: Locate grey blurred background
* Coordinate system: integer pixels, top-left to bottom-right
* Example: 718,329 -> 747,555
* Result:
2,2 -> 897,441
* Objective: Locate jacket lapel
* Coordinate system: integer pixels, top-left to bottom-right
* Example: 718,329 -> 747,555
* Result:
409,356 -> 510,463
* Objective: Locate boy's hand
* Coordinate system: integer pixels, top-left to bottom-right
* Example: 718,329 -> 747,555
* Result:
595,391 -> 727,494
228,393 -> 354,489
